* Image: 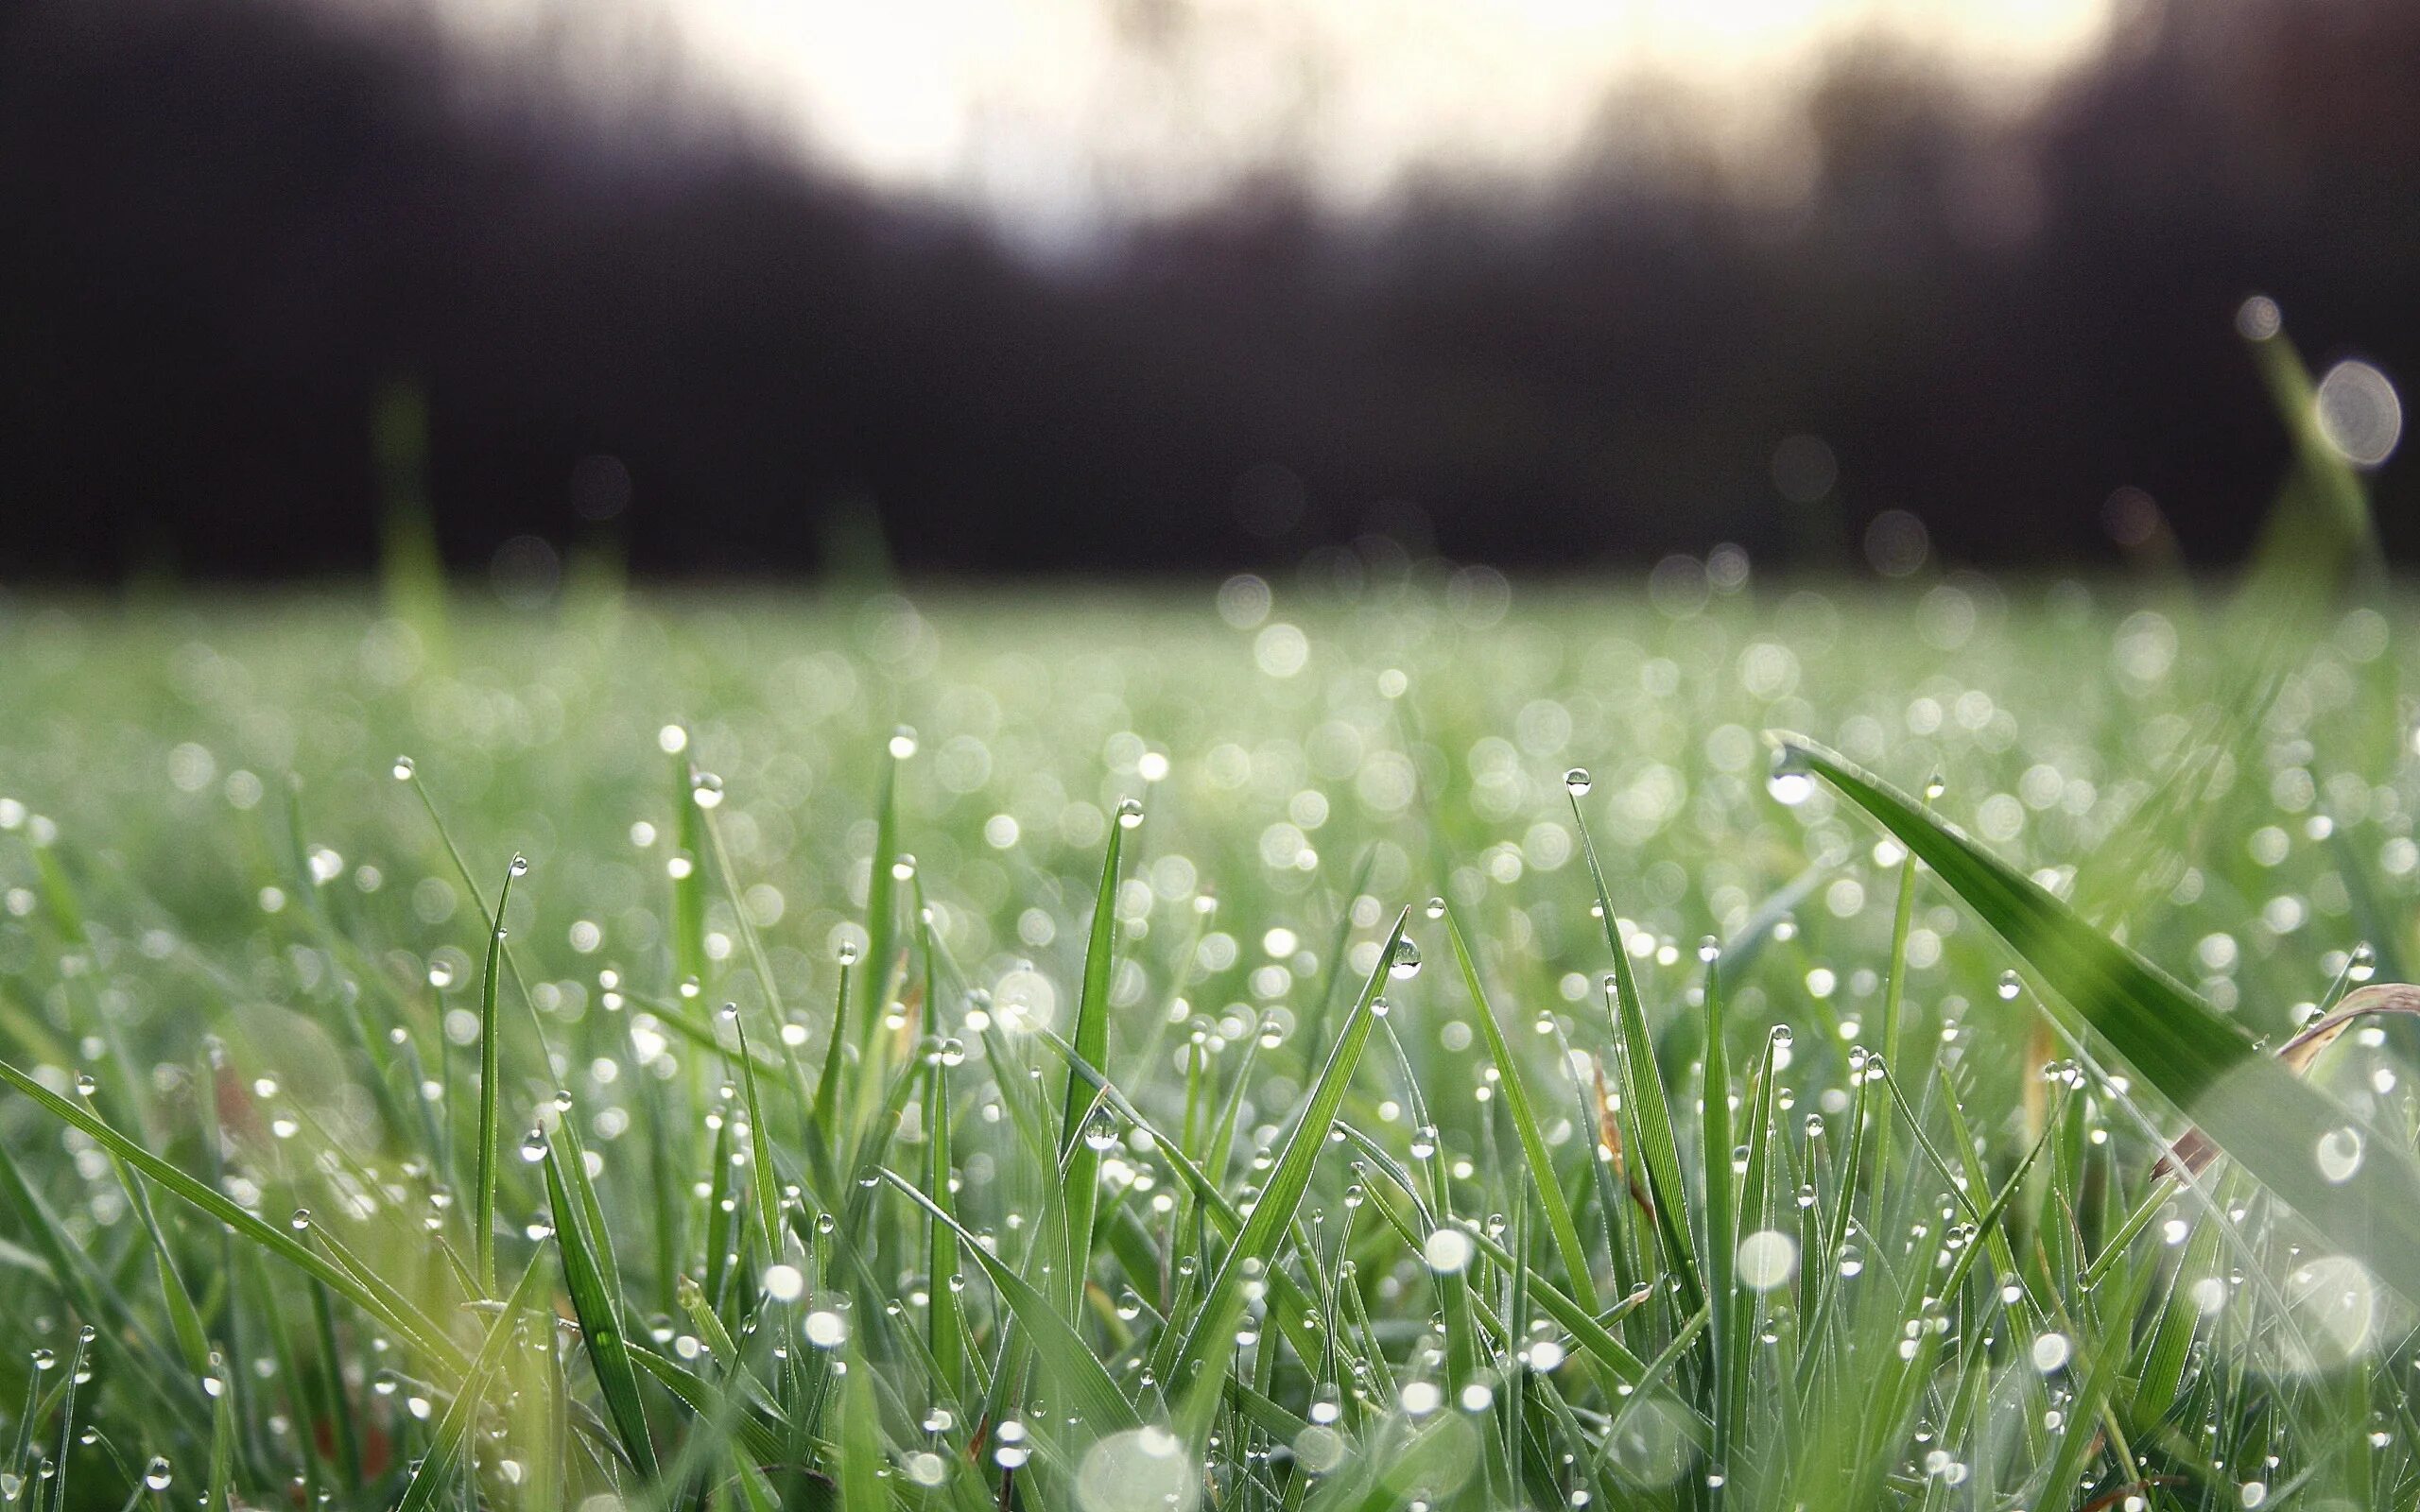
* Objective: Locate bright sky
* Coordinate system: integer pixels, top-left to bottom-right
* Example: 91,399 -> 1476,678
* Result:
411,0 -> 2117,243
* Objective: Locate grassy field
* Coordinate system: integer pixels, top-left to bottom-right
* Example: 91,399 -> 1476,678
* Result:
2,568 -> 2417,1511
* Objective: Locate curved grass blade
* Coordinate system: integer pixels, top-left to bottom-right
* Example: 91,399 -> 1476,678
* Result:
544,1128 -> 661,1480
474,854 -> 523,1296
394,1257 -> 548,1512
1441,907 -> 1599,1313
876,1169 -> 1139,1438
1569,793 -> 1703,1314
1058,806 -> 1130,1311
1777,732 -> 2420,1305
1167,908 -> 1407,1449
0,1057 -> 466,1373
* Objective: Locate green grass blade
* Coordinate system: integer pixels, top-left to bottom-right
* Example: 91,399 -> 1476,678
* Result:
1569,792 -> 1703,1314
1167,907 -> 1407,1450
859,747 -> 902,1055
544,1127 -> 662,1480
475,853 -> 524,1296
0,1057 -> 466,1373
725,1005 -> 784,1262
1441,907 -> 1599,1313
1057,806 -> 1130,1312
1779,732 -> 2420,1305
394,1257 -> 548,1512
876,1169 -> 1139,1437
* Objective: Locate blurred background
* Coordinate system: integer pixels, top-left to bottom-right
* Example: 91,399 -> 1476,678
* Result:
1,0 -> 2412,583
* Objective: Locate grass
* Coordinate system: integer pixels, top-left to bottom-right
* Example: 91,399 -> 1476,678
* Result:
0,554 -> 2414,1511
0,318 -> 2408,1512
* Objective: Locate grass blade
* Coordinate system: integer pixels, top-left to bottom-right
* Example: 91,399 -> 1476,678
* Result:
394,1257 -> 549,1512
1166,907 -> 1407,1449
1569,791 -> 1703,1314
544,1126 -> 662,1480
474,853 -> 525,1296
0,1057 -> 466,1373
1441,907 -> 1599,1313
1777,732 -> 2420,1305
1057,804 -> 1131,1311
876,1169 -> 1139,1438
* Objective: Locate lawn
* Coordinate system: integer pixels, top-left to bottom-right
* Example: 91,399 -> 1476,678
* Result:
1,569 -> 2414,1510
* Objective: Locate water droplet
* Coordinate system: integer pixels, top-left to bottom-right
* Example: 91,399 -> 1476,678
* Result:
1924,773 -> 1946,801
1425,896 -> 1446,919
1422,1227 -> 1473,1274
889,726 -> 919,760
390,756 -> 415,782
2318,1125 -> 2365,1184
1768,750 -> 1814,807
1737,1229 -> 1799,1292
837,940 -> 861,967
689,773 -> 723,810
1563,767 -> 1593,797
1997,971 -> 2021,1001
2313,359 -> 2403,469
804,1310 -> 849,1349
520,1129 -> 549,1163
1389,938 -> 1423,980
509,853 -> 529,878
1115,798 -> 1144,830
2031,1332 -> 2071,1373
143,1457 -> 173,1491
73,1074 -> 95,1097
290,1208 -> 312,1231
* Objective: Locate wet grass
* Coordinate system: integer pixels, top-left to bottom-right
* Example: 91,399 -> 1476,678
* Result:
0,563 -> 2417,1510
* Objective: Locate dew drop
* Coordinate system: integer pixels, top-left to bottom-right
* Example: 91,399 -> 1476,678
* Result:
390,756 -> 415,782
2318,1125 -> 2365,1184
1422,1227 -> 1473,1274
2031,1332 -> 2071,1373
1768,750 -> 1814,807
1563,767 -> 1593,797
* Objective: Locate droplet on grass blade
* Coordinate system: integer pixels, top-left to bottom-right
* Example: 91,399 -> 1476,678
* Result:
1423,1227 -> 1473,1274
1767,750 -> 1814,806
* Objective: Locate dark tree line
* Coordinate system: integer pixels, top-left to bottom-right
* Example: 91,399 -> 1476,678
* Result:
2,0 -> 2415,580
